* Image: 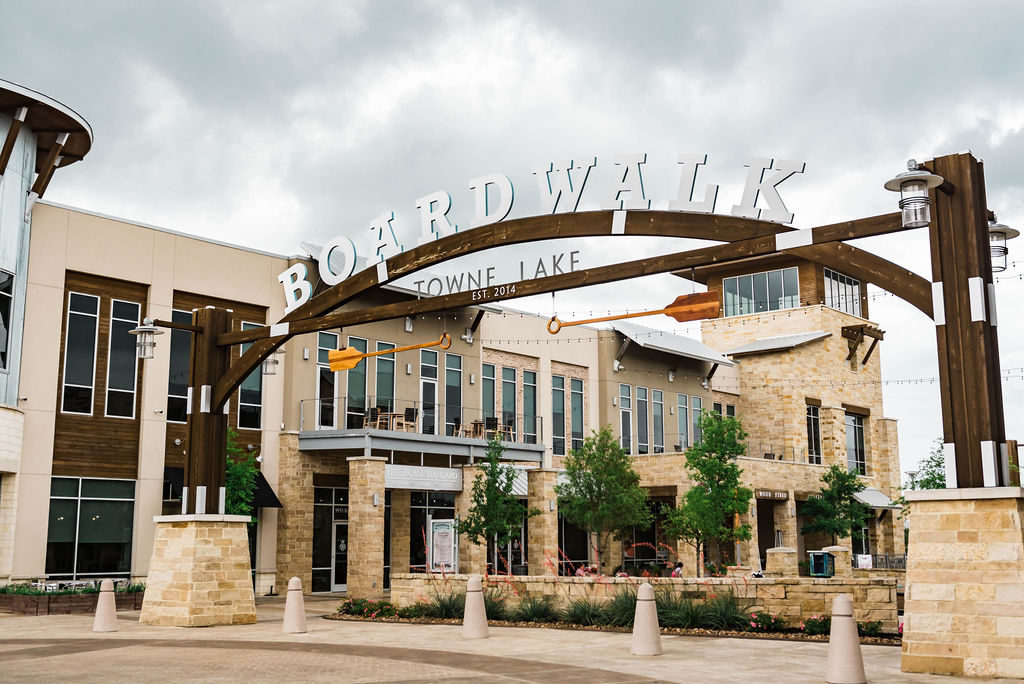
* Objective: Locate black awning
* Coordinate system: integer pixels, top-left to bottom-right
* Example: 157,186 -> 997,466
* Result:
252,470 -> 283,508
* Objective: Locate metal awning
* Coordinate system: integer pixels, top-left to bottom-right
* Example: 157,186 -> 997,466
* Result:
854,487 -> 900,509
610,320 -> 733,366
726,330 -> 831,357
253,471 -> 283,508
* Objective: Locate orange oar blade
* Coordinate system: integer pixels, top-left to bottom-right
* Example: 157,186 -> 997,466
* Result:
665,291 -> 721,323
328,347 -> 364,371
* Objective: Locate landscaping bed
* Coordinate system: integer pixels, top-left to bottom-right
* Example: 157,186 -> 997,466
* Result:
0,584 -> 146,616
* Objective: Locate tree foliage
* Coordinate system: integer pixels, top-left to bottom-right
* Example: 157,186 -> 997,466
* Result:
662,412 -> 753,576
801,464 -> 871,546
555,425 -> 651,571
225,428 -> 259,521
908,438 -> 946,490
457,439 -> 540,548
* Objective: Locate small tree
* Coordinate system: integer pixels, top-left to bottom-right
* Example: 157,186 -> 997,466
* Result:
225,428 -> 259,522
908,438 -> 946,490
555,425 -> 651,572
662,411 -> 753,577
801,464 -> 871,546
457,439 -> 540,566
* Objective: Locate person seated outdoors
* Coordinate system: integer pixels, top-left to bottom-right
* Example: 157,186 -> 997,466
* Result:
670,562 -> 684,578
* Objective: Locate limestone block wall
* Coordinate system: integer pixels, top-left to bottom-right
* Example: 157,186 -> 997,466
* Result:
389,573 -> 898,631
346,457 -> 386,597
526,469 -> 559,575
0,471 -> 19,580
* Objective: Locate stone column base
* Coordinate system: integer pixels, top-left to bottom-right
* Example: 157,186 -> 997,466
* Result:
139,514 -> 257,627
901,487 -> 1024,678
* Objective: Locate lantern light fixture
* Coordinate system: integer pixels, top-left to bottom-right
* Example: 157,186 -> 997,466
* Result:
883,159 -> 945,228
129,317 -> 163,359
262,350 -> 282,376
988,218 -> 1020,273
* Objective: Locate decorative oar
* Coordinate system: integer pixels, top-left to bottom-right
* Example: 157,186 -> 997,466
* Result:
546,291 -> 720,334
329,332 -> 452,371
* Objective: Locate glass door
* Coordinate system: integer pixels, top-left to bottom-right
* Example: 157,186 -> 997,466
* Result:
333,522 -> 348,591
421,350 -> 438,435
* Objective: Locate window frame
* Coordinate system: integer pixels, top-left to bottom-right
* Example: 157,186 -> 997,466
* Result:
636,386 -> 649,454
104,299 -> 141,420
845,412 -> 866,475
375,340 -> 396,412
46,475 -> 136,580
61,291 -> 100,416
0,269 -> 14,372
806,404 -> 822,465
691,395 -> 703,445
619,384 -> 632,452
570,378 -> 584,452
166,309 -> 194,424
238,321 -> 263,430
316,331 -> 340,429
722,266 -> 800,317
652,389 -> 664,454
552,375 -> 565,456
676,393 -> 688,449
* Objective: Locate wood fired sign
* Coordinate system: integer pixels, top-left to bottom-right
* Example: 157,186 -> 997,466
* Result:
755,488 -> 789,501
278,153 -> 806,313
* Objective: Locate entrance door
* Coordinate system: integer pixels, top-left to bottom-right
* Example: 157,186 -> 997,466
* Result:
756,499 -> 775,572
333,522 -> 348,591
421,350 -> 438,435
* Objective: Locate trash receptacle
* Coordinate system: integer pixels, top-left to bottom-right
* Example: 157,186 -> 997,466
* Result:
808,551 -> 835,577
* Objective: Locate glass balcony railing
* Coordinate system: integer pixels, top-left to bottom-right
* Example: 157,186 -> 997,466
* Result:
299,395 -> 543,446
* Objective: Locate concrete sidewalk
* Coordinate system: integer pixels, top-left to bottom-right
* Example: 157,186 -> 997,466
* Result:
0,596 -> 997,683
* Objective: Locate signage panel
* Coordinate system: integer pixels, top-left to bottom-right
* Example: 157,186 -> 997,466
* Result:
754,488 -> 789,501
429,519 -> 458,573
385,464 -> 463,492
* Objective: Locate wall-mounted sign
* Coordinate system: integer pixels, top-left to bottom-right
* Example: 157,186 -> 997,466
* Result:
429,519 -> 458,573
755,488 -> 789,501
278,153 -> 806,312
385,464 -> 463,492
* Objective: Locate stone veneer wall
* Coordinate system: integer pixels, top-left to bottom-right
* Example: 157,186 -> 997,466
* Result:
0,407 -> 23,580
389,573 -> 898,631
346,457 -> 386,597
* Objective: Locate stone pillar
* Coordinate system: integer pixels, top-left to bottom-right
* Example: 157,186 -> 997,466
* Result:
346,456 -> 386,598
455,465 -> 488,574
139,515 -> 256,626
390,489 -> 411,574
764,547 -> 798,577
901,487 -> 1024,679
824,546 -> 853,578
527,468 -> 559,576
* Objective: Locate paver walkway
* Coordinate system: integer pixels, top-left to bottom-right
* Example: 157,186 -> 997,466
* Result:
0,596 -> 1003,682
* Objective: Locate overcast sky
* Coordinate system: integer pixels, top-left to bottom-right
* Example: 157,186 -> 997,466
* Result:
6,1 -> 1024,478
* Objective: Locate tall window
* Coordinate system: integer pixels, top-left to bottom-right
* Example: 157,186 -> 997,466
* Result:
46,477 -> 135,579
636,387 -> 649,454
825,268 -> 862,317
652,389 -> 664,454
502,367 -> 516,439
105,300 -> 140,418
62,292 -> 99,414
0,270 -> 13,369
691,396 -> 703,445
523,370 -> 537,444
723,266 -> 799,317
726,404 -> 736,418
311,487 -> 348,592
570,378 -> 584,452
375,342 -> 396,412
482,363 -> 496,419
676,393 -> 688,449
845,413 -> 866,475
238,322 -> 262,430
167,309 -> 192,423
420,349 -> 438,435
806,405 -> 822,464
409,491 -> 455,572
552,375 -> 566,455
317,332 -> 339,429
619,384 -> 632,451
853,526 -> 870,556
444,354 -> 462,436
346,336 -> 368,429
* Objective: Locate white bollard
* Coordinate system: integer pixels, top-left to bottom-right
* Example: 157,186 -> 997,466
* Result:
282,576 -> 308,634
630,582 -> 663,656
92,579 -> 118,632
462,574 -> 489,639
825,594 -> 866,684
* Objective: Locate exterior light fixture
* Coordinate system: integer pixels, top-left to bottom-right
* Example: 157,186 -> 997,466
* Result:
988,219 -> 1019,273
883,159 -> 945,228
261,350 -> 281,376
129,317 -> 163,359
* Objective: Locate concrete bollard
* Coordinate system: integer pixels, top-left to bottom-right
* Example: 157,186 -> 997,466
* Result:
826,594 -> 866,684
462,574 -> 489,639
630,582 -> 663,656
282,576 -> 308,634
92,579 -> 117,632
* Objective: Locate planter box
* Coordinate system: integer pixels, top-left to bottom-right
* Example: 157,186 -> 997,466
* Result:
0,591 -> 145,616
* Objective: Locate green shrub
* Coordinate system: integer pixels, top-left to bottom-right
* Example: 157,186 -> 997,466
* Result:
857,620 -> 882,637
604,586 -> 638,627
560,598 -> 607,626
510,596 -> 557,623
801,614 -> 831,636
655,591 -> 707,629
748,611 -> 786,632
426,590 -> 465,619
338,598 -> 397,618
702,592 -> 747,630
120,583 -> 146,594
396,602 -> 431,619
483,588 -> 510,621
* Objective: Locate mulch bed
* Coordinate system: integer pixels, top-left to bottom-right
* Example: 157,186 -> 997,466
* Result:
321,613 -> 901,647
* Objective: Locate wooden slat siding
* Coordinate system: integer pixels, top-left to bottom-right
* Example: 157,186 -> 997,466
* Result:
52,272 -> 148,479
165,291 -> 267,469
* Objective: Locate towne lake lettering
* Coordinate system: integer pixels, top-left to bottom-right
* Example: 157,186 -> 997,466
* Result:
278,153 -> 806,313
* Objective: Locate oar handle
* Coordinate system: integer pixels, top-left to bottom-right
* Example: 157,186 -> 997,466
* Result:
547,308 -> 670,334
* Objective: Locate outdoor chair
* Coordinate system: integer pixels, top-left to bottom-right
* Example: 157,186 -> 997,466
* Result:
484,416 -> 499,439
398,407 -> 418,432
363,407 -> 379,429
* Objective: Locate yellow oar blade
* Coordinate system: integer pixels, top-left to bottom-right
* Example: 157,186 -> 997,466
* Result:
665,292 -> 721,323
328,347 -> 364,371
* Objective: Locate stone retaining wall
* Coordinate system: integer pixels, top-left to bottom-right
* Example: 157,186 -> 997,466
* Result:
390,573 -> 898,632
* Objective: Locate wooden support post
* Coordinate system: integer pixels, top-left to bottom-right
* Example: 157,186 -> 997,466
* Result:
184,307 -> 233,514
924,153 -> 1007,487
